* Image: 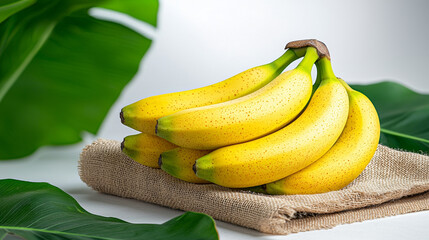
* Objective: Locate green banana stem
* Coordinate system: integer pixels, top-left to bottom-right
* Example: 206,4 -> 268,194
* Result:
291,47 -> 308,58
317,57 -> 337,80
296,47 -> 319,73
312,61 -> 323,94
269,49 -> 300,72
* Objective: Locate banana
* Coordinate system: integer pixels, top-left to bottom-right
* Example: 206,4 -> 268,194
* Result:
259,78 -> 380,194
121,49 -> 301,134
194,56 -> 349,188
159,148 -> 211,184
156,47 -> 318,150
121,133 -> 177,168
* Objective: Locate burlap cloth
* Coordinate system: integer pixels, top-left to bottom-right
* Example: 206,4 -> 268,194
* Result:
79,139 -> 429,235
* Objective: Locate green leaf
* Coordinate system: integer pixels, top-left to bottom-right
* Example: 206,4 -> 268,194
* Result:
99,0 -> 159,27
351,81 -> 429,153
0,0 -> 157,159
0,0 -> 36,23
0,179 -> 219,240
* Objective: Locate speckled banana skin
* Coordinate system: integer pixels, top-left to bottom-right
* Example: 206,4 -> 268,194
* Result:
121,50 -> 299,134
159,148 -> 211,184
156,48 -> 319,150
194,77 -> 349,188
263,80 -> 380,195
121,133 -> 177,168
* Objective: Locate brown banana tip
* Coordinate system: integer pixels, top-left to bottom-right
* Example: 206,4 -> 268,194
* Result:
285,39 -> 330,60
155,120 -> 159,134
158,154 -> 162,167
192,162 -> 197,174
120,109 -> 125,124
120,140 -> 125,151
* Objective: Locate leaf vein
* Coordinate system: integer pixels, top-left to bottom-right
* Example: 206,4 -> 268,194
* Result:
380,128 -> 429,144
0,226 -> 117,240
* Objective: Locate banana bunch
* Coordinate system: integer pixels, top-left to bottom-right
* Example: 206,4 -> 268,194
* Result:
120,39 -> 380,195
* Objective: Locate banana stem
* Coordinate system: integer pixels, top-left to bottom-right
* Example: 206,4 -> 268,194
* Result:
269,49 -> 300,71
318,57 -> 336,80
291,47 -> 307,58
312,61 -> 323,94
296,47 -> 319,73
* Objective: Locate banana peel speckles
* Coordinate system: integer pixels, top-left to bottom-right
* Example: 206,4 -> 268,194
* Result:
119,40 -> 381,196
156,47 -> 319,150
160,148 -> 211,184
121,133 -> 177,168
121,49 -> 300,134
195,73 -> 349,188
262,80 -> 380,195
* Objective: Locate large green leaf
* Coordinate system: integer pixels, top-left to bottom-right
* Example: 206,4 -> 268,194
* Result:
98,0 -> 159,27
0,0 -> 157,159
0,0 -> 36,23
0,0 -> 104,100
0,179 -> 219,240
351,81 -> 429,153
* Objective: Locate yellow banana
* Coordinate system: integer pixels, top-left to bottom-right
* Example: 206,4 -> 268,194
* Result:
194,57 -> 349,188
121,133 -> 177,168
121,49 -> 301,134
159,148 -> 211,184
260,78 -> 380,194
156,47 -> 318,150
157,65 -> 326,184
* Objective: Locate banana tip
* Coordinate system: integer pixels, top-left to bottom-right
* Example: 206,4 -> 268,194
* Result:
158,154 -> 162,167
155,120 -> 159,134
192,162 -> 197,174
120,109 -> 125,124
120,140 -> 125,151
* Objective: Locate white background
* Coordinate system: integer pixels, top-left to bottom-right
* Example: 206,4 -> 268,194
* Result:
99,0 -> 429,141
2,0 -> 429,239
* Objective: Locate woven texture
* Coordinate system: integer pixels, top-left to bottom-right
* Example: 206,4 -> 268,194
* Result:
79,139 -> 429,235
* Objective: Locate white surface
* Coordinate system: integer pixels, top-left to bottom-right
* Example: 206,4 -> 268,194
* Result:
2,0 -> 429,239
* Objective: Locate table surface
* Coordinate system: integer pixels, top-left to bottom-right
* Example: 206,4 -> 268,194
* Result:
1,139 -> 428,240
